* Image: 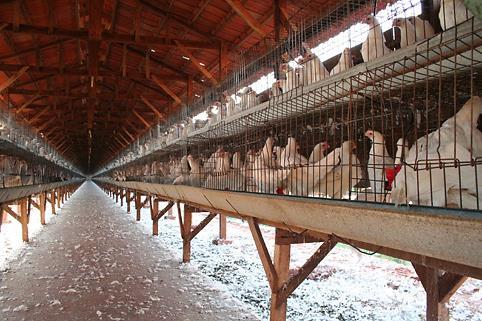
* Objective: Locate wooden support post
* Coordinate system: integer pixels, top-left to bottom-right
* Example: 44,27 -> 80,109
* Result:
120,189 -> 124,207
413,263 -> 467,321
135,192 -> 141,221
213,213 -> 232,245
182,206 -> 193,263
151,197 -> 159,235
39,193 -> 46,225
56,189 -> 61,209
115,189 -> 119,203
126,190 -> 131,213
19,199 -> 29,242
270,229 -> 291,321
50,191 -> 56,214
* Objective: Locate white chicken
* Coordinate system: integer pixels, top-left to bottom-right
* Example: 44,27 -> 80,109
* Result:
361,15 -> 391,62
439,0 -> 474,31
330,48 -> 353,75
393,17 -> 417,48
282,145 -> 343,196
317,140 -> 361,198
407,16 -> 435,40
279,137 -> 308,168
392,96 -> 482,209
365,130 -> 394,200
308,141 -> 330,164
394,137 -> 410,165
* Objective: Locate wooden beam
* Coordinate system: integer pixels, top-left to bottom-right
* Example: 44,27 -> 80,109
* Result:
0,22 -> 219,50
188,213 -> 217,241
132,109 -> 150,128
224,0 -> 270,36
151,75 -> 182,104
174,40 -> 218,85
140,95 -> 164,120
0,65 -> 29,93
15,94 -> 40,113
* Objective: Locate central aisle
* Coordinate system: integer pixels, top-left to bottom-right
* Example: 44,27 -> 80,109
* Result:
0,181 -> 257,321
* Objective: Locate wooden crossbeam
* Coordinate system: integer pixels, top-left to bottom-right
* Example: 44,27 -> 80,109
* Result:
0,65 -> 29,93
275,236 -> 337,306
0,22 -> 219,50
224,0 -> 270,36
174,40 -> 218,85
140,95 -> 164,120
150,75 -> 182,104
1,205 -> 20,222
132,109 -> 150,128
188,213 -> 217,241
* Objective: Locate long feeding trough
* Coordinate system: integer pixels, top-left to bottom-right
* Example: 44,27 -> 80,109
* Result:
0,0 -> 481,320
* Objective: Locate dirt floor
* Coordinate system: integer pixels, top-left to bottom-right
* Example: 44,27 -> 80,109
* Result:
0,181 -> 258,321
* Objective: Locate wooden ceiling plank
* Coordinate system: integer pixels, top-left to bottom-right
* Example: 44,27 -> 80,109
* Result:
150,74 -> 181,104
224,0 -> 270,36
0,65 -> 29,93
174,40 -> 218,85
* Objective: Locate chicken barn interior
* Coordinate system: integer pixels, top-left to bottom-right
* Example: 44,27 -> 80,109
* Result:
0,0 -> 481,320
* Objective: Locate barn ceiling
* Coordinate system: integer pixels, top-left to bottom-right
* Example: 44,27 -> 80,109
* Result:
0,0 -> 339,173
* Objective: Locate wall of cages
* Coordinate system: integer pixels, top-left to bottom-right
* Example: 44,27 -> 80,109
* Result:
0,107 -> 81,188
102,0 -> 481,212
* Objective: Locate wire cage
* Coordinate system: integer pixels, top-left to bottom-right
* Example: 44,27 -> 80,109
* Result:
103,0 -> 482,212
0,103 -> 80,188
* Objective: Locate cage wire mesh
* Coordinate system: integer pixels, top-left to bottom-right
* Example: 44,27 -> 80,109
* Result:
104,0 -> 482,211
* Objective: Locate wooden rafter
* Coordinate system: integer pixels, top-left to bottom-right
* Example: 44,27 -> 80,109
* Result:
140,95 -> 164,120
0,65 -> 29,93
131,109 -> 150,128
15,94 -> 40,113
150,75 -> 182,105
224,0 -> 270,36
174,40 -> 218,85
0,23 -> 219,50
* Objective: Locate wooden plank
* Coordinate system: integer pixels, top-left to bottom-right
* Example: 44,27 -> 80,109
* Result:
174,40 -> 218,85
247,217 -> 277,290
0,65 -> 29,93
150,75 -> 182,104
224,0 -> 270,36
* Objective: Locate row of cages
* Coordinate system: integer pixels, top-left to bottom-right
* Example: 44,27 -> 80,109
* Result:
109,0 -> 480,166
0,154 -> 77,188
0,109 -> 76,172
103,0 -> 482,211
